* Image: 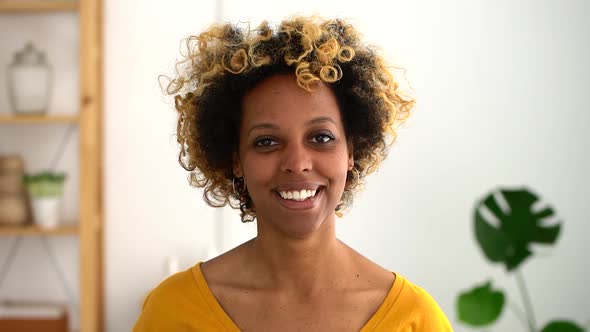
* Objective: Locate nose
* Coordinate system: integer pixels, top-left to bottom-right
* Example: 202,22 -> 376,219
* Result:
280,141 -> 312,173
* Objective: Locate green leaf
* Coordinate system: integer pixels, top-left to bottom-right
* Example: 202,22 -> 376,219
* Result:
474,187 -> 561,271
457,281 -> 505,326
541,320 -> 586,332
22,170 -> 67,197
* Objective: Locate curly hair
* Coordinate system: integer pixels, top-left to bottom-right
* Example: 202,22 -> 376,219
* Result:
162,16 -> 415,223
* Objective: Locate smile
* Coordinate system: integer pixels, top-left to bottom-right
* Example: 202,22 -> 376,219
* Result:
278,189 -> 317,201
274,186 -> 324,210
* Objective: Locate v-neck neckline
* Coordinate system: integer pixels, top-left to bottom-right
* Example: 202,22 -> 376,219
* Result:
191,262 -> 405,331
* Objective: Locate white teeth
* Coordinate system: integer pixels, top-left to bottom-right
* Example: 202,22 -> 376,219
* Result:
278,188 -> 319,201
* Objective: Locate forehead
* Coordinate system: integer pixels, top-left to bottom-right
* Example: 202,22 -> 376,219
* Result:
241,74 -> 341,126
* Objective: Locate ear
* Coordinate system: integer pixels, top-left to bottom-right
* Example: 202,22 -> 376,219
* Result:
232,151 -> 243,177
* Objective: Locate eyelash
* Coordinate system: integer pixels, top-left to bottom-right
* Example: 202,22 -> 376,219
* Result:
310,133 -> 335,144
255,137 -> 278,147
254,133 -> 335,148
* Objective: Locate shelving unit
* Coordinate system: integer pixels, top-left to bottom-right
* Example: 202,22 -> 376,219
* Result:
0,114 -> 79,124
0,225 -> 79,236
0,1 -> 78,13
0,0 -> 103,331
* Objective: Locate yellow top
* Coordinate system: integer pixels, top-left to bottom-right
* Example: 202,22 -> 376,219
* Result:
133,263 -> 453,331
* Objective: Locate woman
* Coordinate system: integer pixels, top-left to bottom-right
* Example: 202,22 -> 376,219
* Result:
134,16 -> 453,331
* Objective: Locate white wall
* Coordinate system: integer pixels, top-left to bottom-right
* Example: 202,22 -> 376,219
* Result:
103,1 -> 217,331
105,0 -> 590,331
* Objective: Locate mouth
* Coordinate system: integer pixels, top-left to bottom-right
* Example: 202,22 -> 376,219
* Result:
276,187 -> 321,201
273,186 -> 325,210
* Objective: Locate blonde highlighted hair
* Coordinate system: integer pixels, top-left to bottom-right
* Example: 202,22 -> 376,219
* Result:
162,16 -> 415,222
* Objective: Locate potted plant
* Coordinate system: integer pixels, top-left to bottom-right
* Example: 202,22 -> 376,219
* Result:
456,186 -> 588,332
22,171 -> 66,228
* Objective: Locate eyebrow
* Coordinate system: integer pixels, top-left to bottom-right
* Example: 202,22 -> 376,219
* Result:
247,116 -> 337,136
306,116 -> 336,126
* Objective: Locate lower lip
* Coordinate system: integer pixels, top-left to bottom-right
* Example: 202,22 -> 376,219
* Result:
275,189 -> 322,210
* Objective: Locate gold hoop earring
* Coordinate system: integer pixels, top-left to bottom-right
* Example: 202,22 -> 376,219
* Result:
232,177 -> 246,197
349,167 -> 360,186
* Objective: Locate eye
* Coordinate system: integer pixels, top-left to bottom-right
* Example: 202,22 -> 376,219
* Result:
254,137 -> 278,147
310,132 -> 335,144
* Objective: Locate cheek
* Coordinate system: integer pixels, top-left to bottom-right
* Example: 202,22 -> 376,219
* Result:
324,148 -> 351,174
241,155 -> 273,188
316,153 -> 350,188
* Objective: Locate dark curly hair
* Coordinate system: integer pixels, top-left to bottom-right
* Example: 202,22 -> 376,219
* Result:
161,16 -> 415,222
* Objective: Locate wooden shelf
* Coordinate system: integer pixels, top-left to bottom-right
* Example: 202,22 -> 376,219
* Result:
0,1 -> 78,12
1,0 -> 103,329
0,114 -> 79,124
0,224 -> 78,236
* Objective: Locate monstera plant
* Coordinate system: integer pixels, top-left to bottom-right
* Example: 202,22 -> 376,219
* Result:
456,187 -> 587,332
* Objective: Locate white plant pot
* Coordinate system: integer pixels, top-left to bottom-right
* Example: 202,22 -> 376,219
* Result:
31,197 -> 61,228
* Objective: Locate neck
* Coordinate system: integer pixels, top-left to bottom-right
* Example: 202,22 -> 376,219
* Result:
247,216 -> 350,294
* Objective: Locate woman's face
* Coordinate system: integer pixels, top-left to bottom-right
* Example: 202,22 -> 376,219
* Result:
235,74 -> 353,239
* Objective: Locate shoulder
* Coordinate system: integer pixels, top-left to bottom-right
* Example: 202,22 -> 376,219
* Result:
382,274 -> 453,331
144,266 -> 197,303
133,264 -> 225,332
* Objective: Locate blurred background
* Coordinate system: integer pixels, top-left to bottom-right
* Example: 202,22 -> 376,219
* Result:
0,0 -> 588,331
